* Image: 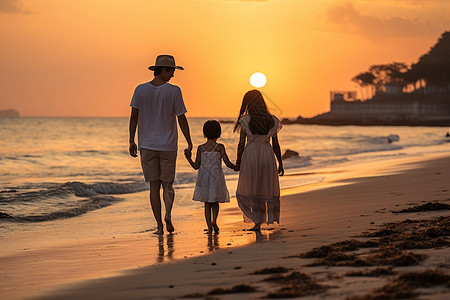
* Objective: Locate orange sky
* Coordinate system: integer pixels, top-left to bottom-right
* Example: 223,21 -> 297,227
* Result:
0,0 -> 449,118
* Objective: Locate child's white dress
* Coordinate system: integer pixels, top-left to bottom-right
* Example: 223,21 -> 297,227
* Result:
193,145 -> 230,203
236,115 -> 282,224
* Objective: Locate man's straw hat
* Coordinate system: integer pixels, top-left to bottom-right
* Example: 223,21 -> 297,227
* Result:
148,55 -> 184,71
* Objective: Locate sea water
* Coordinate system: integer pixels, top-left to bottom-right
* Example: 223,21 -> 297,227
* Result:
1,117 -> 449,237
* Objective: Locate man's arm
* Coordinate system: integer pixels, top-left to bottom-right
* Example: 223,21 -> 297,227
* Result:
177,114 -> 193,155
129,107 -> 139,157
185,146 -> 201,170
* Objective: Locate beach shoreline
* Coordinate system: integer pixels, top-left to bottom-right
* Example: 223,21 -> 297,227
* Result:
2,153 -> 450,300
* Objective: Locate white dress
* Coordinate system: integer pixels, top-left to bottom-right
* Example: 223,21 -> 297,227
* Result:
236,115 -> 282,224
193,145 -> 230,203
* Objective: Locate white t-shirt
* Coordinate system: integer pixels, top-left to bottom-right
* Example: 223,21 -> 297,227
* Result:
130,82 -> 187,151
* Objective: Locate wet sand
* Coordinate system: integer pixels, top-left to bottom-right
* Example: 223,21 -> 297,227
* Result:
2,153 -> 450,299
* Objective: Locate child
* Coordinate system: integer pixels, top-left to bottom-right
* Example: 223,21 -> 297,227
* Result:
234,90 -> 284,231
185,120 -> 236,234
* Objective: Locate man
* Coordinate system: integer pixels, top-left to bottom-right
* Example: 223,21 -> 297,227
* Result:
129,54 -> 193,234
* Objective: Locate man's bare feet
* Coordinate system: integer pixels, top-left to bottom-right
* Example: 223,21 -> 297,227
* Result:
165,218 -> 174,233
212,223 -> 219,233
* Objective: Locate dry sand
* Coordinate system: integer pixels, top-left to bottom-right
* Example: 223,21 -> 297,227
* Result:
2,154 -> 450,299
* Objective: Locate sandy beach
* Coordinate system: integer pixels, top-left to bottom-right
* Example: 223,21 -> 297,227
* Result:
2,153 -> 450,300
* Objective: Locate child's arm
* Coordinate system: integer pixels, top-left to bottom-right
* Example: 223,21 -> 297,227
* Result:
219,144 -> 236,170
272,135 -> 284,176
185,146 -> 201,170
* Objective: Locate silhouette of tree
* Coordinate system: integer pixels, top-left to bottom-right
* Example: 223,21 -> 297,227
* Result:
352,72 -> 376,86
352,72 -> 376,99
353,63 -> 409,97
351,30 -> 450,98
409,31 -> 450,89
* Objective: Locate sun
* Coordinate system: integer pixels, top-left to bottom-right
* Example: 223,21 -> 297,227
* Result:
249,72 -> 266,88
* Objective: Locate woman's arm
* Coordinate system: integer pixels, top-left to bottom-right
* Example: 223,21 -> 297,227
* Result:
272,135 -> 284,176
219,144 -> 236,170
235,130 -> 246,171
185,146 -> 201,170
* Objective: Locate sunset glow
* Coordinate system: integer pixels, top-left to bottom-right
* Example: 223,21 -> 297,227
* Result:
0,0 -> 449,117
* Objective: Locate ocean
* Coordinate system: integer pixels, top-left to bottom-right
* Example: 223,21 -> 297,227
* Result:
1,116 -> 450,240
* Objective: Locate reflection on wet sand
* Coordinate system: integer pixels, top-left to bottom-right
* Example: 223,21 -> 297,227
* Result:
157,233 -> 175,263
254,228 -> 282,242
151,224 -> 284,264
207,233 -> 219,252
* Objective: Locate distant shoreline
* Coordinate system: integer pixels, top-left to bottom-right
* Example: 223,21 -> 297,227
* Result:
0,109 -> 20,117
281,113 -> 450,127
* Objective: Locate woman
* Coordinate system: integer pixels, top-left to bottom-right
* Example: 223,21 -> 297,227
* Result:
234,90 -> 284,231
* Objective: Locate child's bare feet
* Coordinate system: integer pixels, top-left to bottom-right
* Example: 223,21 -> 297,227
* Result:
248,224 -> 260,231
153,227 -> 163,234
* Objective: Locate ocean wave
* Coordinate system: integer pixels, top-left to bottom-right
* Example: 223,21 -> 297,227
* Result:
66,181 -> 148,197
0,196 -> 122,222
365,134 -> 400,144
68,150 -> 110,156
0,181 -> 148,203
283,156 -> 313,169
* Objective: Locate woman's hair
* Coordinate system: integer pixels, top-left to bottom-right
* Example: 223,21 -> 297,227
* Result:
203,120 -> 221,139
233,90 -> 274,135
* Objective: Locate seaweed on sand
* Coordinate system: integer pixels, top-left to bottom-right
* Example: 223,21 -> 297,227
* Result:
299,239 -> 379,259
299,218 -> 449,267
262,272 -> 328,298
252,266 -> 290,275
207,284 -> 257,295
345,267 -> 396,277
392,202 -> 450,213
182,284 -> 257,298
307,246 -> 426,267
347,269 -> 450,300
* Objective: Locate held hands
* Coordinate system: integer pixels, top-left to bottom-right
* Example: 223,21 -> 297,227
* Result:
184,148 -> 192,159
129,142 -> 138,157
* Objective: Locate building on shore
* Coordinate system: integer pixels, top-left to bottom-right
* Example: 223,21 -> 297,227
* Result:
284,31 -> 450,126
330,87 -> 450,119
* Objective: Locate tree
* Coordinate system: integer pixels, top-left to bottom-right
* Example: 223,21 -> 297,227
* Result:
352,72 -> 376,99
409,31 -> 450,89
352,62 -> 409,98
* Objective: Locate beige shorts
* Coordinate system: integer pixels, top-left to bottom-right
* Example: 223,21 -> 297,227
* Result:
140,148 -> 177,183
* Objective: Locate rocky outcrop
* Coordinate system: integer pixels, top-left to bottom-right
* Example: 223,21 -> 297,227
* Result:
282,149 -> 299,160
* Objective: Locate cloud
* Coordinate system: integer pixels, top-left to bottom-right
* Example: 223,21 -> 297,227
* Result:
326,3 -> 442,40
362,0 -> 439,6
0,0 -> 31,14
227,0 -> 267,2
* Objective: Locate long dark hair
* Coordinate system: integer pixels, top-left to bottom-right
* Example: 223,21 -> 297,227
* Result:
233,90 -> 274,134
